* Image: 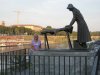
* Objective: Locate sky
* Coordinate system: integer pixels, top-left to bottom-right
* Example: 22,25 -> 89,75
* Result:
0,0 -> 100,31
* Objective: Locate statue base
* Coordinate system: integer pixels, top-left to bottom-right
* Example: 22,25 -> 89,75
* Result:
73,40 -> 87,49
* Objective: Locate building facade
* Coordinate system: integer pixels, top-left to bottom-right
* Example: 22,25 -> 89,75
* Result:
13,24 -> 43,31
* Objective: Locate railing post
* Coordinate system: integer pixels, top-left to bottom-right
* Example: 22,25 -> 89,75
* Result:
0,53 -> 3,75
5,53 -> 7,75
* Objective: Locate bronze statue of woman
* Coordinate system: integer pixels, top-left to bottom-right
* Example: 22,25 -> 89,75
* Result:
66,4 -> 91,48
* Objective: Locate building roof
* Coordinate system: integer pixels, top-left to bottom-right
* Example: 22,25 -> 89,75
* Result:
13,24 -> 44,28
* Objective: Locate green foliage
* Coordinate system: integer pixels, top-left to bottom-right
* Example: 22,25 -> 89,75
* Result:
90,31 -> 100,36
42,26 -> 53,31
56,31 -> 66,36
0,26 -> 35,35
46,26 -> 52,30
71,31 -> 77,36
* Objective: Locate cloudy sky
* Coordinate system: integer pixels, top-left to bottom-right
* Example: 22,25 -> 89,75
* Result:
0,0 -> 100,31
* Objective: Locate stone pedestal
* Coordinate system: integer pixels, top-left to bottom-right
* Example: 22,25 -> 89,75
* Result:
73,40 -> 87,49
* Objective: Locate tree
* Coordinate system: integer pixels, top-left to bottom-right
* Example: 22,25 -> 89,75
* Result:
46,26 -> 52,30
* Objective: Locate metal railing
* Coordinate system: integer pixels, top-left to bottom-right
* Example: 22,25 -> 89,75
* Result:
0,49 -> 28,75
0,48 -> 98,75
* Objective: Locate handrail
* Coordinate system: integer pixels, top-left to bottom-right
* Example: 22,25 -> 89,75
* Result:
31,49 -> 95,56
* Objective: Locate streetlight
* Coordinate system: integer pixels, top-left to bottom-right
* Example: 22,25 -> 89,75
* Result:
14,11 -> 20,25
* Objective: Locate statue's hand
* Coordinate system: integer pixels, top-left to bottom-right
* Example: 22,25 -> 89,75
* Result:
65,25 -> 73,33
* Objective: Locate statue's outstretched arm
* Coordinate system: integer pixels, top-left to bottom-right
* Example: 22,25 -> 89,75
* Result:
69,15 -> 76,26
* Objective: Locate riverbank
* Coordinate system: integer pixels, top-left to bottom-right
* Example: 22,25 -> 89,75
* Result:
0,35 -> 99,48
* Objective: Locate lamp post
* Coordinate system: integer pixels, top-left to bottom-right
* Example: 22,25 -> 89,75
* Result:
14,11 -> 20,25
